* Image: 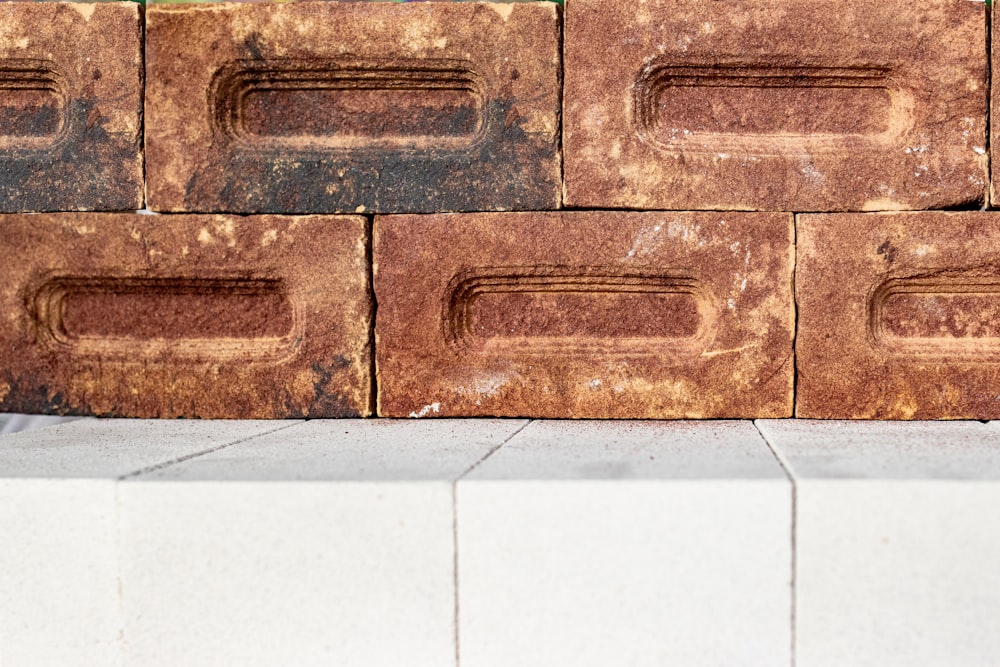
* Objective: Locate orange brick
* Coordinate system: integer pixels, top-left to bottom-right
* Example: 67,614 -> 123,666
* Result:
992,2 -> 1000,206
564,0 -> 987,211
0,3 -> 143,212
145,3 -> 560,213
797,212 -> 1000,419
0,213 -> 371,418
374,212 -> 793,418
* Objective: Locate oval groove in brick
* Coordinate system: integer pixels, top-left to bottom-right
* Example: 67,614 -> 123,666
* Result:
633,63 -> 911,156
211,58 -> 487,150
443,267 -> 712,357
29,276 -> 300,361
867,274 -> 1000,359
0,59 -> 67,150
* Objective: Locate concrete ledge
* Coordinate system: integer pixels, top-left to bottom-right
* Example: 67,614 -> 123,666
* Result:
457,421 -> 792,667
2,419 -> 998,666
758,420 -> 1000,667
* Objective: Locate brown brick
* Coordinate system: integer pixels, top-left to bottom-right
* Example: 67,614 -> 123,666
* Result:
374,212 -> 793,418
0,3 -> 143,212
992,2 -> 1000,206
796,212 -> 1000,419
145,3 -> 560,214
0,213 -> 371,418
564,0 -> 987,212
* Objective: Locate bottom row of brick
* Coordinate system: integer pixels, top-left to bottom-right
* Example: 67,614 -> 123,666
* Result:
0,210 -> 992,419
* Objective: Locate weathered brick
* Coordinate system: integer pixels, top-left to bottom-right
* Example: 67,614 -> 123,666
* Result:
0,3 -> 143,212
564,0 -> 987,211
797,212 -> 1000,419
992,2 -> 1000,207
374,212 -> 793,418
0,213 -> 371,418
145,3 -> 560,214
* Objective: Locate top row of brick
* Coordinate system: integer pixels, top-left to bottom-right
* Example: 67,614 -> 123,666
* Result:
0,1 -> 990,213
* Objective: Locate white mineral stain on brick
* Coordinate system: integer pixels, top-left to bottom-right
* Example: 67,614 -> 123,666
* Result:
625,223 -> 664,258
801,163 -> 823,182
409,403 -> 440,419
458,373 -> 510,399
70,3 -> 97,20
486,3 -> 515,21
261,229 -> 278,247
198,228 -> 214,245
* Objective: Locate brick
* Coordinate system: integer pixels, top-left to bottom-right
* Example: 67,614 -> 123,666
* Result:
0,3 -> 143,212
796,212 -> 1000,419
564,0 -> 987,211
374,212 -> 794,418
757,420 -> 1000,667
0,213 -> 371,418
458,421 -> 791,666
145,3 -> 560,214
992,2 -> 1000,207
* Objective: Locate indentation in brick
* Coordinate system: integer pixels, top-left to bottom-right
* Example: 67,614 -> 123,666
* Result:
0,214 -> 371,418
0,3 -> 143,212
375,212 -> 794,419
564,0 -> 987,211
797,212 -> 1000,419
145,3 -> 560,213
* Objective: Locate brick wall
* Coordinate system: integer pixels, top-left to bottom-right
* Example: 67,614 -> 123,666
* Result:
0,0 -> 993,418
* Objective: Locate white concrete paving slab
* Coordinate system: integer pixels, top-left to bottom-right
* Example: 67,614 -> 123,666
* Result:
757,419 -> 1000,667
0,418 -> 298,479
0,419 -> 295,667
0,478 -> 121,667
137,418 -> 527,481
457,420 -> 792,667
118,419 -> 527,667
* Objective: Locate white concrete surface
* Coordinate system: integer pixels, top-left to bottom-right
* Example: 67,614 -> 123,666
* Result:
757,420 -> 1000,667
0,413 -> 81,435
0,477 -> 121,667
0,419 -> 294,667
457,420 -> 792,667
117,419 -> 526,667
6,418 -> 1000,667
0,418 -> 297,479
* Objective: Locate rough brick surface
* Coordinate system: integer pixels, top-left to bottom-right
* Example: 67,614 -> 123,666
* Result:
0,3 -> 143,212
797,212 -> 1000,419
564,0 -> 987,212
375,212 -> 793,418
992,3 -> 1000,207
145,2 -> 560,214
0,213 -> 371,418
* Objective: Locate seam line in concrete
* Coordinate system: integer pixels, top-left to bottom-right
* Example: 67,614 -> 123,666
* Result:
453,418 -> 532,667
116,421 -> 305,481
456,419 -> 532,482
112,480 -> 126,667
754,420 -> 797,667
